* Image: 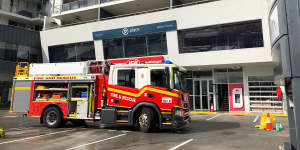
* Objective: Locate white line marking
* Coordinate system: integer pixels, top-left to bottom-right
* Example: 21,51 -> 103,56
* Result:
253,115 -> 260,123
0,116 -> 16,118
206,114 -> 220,121
169,139 -> 193,150
7,127 -> 34,131
0,129 -> 74,145
65,134 -> 126,150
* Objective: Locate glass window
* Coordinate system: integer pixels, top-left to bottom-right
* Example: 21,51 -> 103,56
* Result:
103,32 -> 168,59
4,43 -> 17,62
76,42 -> 95,61
124,36 -> 147,57
103,38 -> 124,59
228,68 -> 243,83
178,20 -> 264,53
49,41 -> 95,63
117,69 -> 135,88
173,68 -> 182,90
151,69 -> 169,88
29,47 -> 42,63
17,45 -> 30,62
147,33 -> 167,55
213,69 -> 228,84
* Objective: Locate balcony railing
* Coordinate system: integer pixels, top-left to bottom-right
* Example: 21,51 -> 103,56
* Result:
0,6 -> 47,19
53,0 -> 116,14
46,0 -> 219,30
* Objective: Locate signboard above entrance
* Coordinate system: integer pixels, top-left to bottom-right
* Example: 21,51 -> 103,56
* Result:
92,20 -> 177,40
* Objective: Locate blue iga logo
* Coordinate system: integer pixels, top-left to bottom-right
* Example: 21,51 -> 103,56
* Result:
122,27 -> 129,35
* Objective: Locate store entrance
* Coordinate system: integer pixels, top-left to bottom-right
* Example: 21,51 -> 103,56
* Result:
193,79 -> 214,110
216,84 -> 229,111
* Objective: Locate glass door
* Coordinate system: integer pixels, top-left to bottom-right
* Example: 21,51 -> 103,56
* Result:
193,79 -> 214,110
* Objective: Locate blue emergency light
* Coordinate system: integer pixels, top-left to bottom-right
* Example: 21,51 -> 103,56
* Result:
162,60 -> 173,64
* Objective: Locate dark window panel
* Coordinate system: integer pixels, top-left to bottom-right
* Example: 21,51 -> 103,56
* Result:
76,42 -> 95,61
49,41 -> 95,63
124,36 -> 147,57
150,69 -> 169,88
147,33 -> 168,56
117,69 -> 135,88
103,32 -> 168,59
103,38 -> 124,59
178,20 -> 264,53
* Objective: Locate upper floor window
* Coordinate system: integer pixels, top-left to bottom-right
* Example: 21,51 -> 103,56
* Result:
117,69 -> 135,88
178,20 -> 264,53
103,32 -> 167,59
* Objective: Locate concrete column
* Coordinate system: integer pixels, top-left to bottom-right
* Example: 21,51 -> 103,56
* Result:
170,0 -> 173,9
98,8 -> 101,21
41,43 -> 50,63
166,30 -> 179,65
94,40 -> 104,61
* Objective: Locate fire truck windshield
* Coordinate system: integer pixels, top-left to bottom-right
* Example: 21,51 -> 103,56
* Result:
173,67 -> 182,90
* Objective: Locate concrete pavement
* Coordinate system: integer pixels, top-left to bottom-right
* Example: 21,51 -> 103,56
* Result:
0,109 -> 289,150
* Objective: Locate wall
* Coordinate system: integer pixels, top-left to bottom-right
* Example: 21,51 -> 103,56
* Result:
40,0 -> 273,66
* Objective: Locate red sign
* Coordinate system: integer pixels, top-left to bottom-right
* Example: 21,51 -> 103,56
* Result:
109,56 -> 164,64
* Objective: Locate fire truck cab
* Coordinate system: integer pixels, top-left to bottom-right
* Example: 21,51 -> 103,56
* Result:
10,57 -> 190,132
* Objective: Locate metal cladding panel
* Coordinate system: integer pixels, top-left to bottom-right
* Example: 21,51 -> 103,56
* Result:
270,0 -> 300,79
269,0 -> 292,80
286,0 -> 300,77
12,81 -> 32,113
29,62 -> 88,76
272,36 -> 292,80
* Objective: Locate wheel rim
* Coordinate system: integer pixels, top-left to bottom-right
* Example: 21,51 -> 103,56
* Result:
46,110 -> 57,126
139,113 -> 148,127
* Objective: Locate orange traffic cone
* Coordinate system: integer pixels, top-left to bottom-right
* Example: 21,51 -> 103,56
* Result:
210,103 -> 214,112
266,113 -> 273,130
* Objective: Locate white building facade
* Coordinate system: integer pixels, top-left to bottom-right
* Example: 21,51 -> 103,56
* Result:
40,0 -> 283,113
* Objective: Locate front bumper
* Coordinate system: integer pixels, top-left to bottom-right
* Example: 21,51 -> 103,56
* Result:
173,115 -> 191,129
161,110 -> 191,129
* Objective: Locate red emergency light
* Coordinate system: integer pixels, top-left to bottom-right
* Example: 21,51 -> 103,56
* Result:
109,56 -> 164,65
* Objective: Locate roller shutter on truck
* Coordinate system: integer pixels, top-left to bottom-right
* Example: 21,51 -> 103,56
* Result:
11,81 -> 32,113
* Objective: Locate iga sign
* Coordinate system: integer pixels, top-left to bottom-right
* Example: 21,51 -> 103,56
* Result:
93,20 -> 177,40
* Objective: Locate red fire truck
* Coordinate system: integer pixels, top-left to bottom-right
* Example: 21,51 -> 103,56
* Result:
10,56 -> 190,132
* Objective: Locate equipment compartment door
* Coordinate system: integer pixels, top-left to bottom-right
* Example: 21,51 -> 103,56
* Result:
11,81 -> 33,113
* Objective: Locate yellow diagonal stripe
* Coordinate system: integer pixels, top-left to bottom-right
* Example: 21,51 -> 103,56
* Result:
15,87 -> 31,90
108,87 -> 179,98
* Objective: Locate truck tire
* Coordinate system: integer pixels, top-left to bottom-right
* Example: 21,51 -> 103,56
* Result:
43,107 -> 62,128
138,108 -> 156,133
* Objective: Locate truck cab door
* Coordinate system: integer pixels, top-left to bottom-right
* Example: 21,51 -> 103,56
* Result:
136,68 -> 149,89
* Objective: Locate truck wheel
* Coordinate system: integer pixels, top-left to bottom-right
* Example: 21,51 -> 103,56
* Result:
43,107 -> 62,128
138,108 -> 156,133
